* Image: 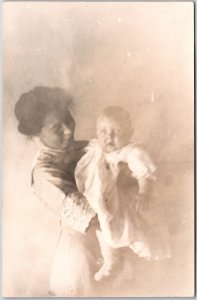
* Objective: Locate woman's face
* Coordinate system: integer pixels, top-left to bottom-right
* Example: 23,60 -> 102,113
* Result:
39,112 -> 75,149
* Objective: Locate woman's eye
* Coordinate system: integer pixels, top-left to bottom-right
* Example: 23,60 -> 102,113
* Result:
50,125 -> 60,133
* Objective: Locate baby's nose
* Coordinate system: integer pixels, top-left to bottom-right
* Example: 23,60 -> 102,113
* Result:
107,131 -> 114,139
105,131 -> 114,142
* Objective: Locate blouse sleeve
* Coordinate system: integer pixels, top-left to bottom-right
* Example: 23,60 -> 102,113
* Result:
32,157 -> 96,234
124,146 -> 156,180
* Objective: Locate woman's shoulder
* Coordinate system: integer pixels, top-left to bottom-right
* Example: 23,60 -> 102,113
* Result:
82,139 -> 101,152
74,140 -> 89,150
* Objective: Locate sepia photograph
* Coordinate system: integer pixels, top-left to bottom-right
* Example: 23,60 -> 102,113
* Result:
3,1 -> 194,297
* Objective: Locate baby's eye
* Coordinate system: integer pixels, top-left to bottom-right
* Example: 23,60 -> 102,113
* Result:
114,129 -> 121,135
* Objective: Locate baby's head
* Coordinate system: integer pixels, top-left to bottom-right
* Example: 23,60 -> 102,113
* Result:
96,106 -> 133,153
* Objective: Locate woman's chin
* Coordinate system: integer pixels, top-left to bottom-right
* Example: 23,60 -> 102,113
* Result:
61,139 -> 74,149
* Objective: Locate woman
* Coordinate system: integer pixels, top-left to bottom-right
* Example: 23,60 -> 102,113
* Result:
15,86 -> 100,296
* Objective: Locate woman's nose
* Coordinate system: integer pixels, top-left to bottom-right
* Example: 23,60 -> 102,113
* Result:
61,124 -> 70,135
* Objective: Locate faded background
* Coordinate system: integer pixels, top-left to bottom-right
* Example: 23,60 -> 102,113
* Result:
3,2 -> 194,297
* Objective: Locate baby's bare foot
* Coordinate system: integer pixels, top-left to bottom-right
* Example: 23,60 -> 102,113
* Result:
94,264 -> 112,281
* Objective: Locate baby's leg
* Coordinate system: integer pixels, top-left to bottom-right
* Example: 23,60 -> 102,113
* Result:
94,230 -> 120,282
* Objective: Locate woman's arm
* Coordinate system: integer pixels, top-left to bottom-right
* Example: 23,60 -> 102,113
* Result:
32,166 -> 96,234
32,166 -> 68,214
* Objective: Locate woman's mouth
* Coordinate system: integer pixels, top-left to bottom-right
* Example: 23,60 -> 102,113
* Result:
61,135 -> 73,146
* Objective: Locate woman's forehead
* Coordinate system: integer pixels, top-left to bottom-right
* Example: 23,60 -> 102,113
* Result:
43,111 -> 63,126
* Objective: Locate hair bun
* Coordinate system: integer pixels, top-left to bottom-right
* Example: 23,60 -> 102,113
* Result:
15,86 -> 73,136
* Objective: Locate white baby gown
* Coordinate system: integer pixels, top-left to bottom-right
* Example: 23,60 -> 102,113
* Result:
75,139 -> 171,260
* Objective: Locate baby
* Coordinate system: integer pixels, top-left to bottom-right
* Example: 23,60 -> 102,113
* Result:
75,106 -> 169,281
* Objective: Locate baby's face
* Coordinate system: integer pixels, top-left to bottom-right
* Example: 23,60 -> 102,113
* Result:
96,117 -> 131,153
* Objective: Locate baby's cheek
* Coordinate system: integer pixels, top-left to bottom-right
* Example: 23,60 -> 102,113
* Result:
99,137 -> 106,147
114,137 -> 122,147
116,137 -> 128,149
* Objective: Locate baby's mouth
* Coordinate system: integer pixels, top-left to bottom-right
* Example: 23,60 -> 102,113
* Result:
106,141 -> 114,145
105,142 -> 115,149
62,135 -> 73,146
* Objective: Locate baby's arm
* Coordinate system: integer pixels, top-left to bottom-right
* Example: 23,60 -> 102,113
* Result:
124,145 -> 156,212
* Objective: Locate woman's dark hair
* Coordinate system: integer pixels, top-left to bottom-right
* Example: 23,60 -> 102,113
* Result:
15,86 -> 74,136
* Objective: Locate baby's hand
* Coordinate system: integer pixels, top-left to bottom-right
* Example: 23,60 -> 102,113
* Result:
134,193 -> 149,213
